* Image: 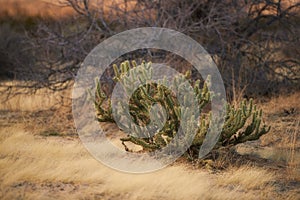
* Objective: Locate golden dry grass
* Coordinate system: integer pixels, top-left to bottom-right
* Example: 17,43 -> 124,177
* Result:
234,92 -> 300,186
259,93 -> 300,179
217,166 -> 275,190
0,0 -> 74,19
0,0 -> 142,20
1,122 -> 293,200
0,83 -> 299,199
0,80 -> 72,111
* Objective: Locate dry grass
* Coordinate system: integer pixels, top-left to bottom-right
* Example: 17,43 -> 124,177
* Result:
0,0 -> 74,20
1,123 -> 291,200
286,120 -> 300,181
233,93 -> 300,189
0,80 -> 72,111
0,0 -> 142,21
259,93 -> 300,180
0,83 -> 299,199
217,166 -> 275,190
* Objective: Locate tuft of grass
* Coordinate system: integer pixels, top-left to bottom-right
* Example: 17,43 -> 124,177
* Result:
286,120 -> 300,181
217,166 -> 276,190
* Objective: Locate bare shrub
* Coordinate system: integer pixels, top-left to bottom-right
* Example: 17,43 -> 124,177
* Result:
26,0 -> 299,99
1,0 -> 299,102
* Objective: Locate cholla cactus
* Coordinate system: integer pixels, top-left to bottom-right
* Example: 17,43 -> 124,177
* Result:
93,60 -> 270,155
220,99 -> 271,146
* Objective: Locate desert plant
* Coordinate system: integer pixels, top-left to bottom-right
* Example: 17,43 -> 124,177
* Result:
93,60 -> 270,157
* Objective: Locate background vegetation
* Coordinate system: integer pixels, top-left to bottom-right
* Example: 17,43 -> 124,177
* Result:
1,0 -> 299,100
